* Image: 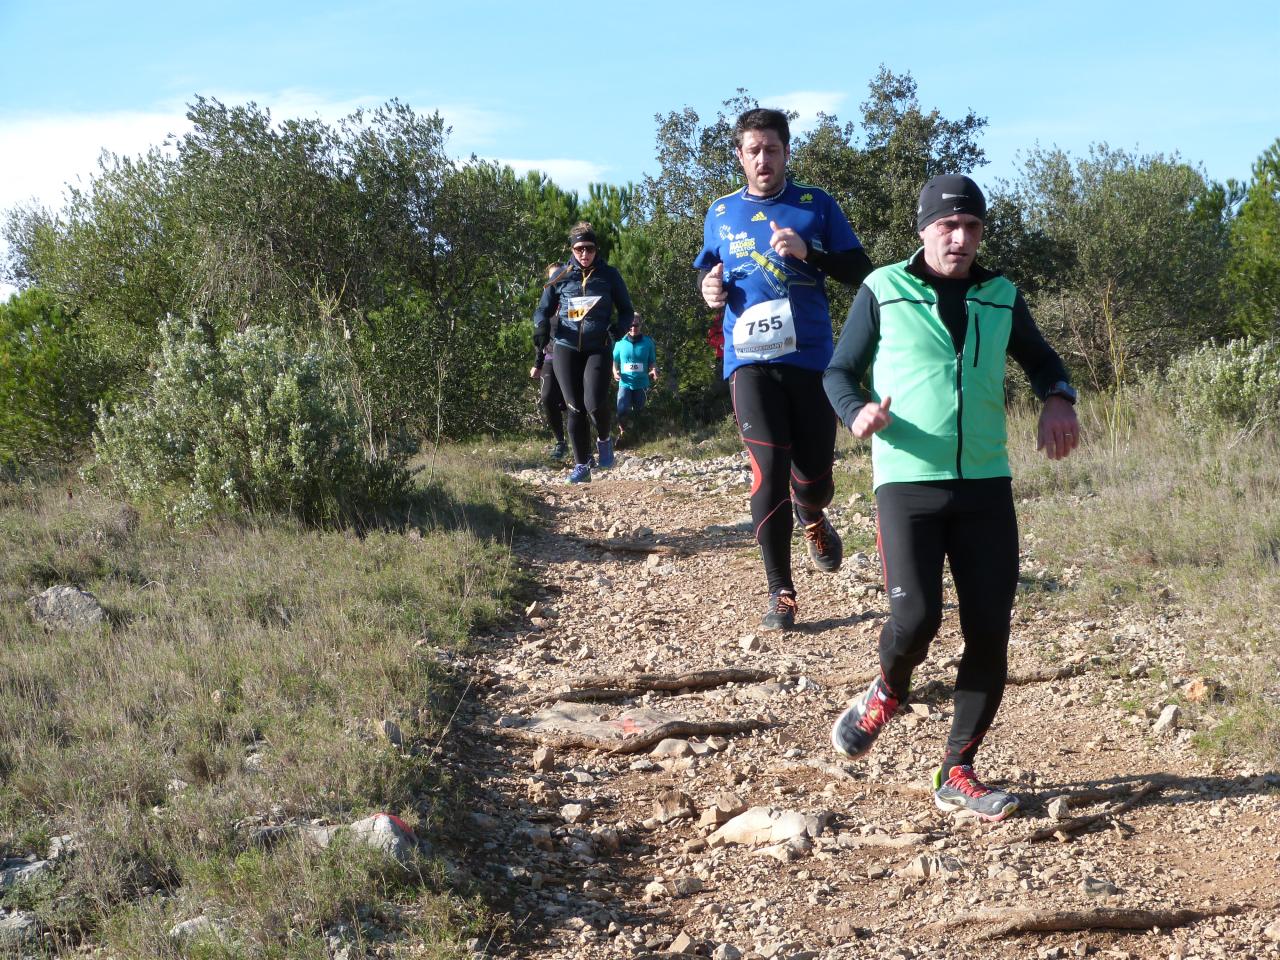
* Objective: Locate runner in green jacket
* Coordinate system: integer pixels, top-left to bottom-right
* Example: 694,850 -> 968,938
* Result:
823,174 -> 1080,822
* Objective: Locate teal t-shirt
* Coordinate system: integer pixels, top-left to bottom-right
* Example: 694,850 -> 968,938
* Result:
613,335 -> 655,389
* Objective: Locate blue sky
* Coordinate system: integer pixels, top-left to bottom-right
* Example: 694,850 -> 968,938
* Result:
1,0 -> 1277,296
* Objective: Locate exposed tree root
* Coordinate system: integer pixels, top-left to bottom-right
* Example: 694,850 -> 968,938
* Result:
1022,780 -> 1162,843
581,538 -> 692,556
603,719 -> 773,754
926,903 -> 1245,939
508,718 -> 773,755
527,668 -> 775,706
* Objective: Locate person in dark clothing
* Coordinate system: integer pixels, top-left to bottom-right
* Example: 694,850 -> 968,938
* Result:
823,174 -> 1080,822
530,263 -> 567,460
533,222 -> 634,483
694,108 -> 873,631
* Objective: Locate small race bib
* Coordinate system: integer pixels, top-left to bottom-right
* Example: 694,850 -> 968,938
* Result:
622,362 -> 643,373
566,296 -> 601,321
732,297 -> 797,361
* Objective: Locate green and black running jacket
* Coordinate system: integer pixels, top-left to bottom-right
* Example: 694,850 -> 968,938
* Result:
823,249 -> 1068,491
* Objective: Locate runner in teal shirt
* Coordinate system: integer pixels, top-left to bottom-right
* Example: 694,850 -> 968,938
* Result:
612,313 -> 657,442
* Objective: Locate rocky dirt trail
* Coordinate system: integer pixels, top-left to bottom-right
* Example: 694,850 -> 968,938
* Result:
444,451 -> 1280,960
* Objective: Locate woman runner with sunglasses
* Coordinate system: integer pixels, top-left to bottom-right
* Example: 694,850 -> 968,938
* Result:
533,222 -> 635,483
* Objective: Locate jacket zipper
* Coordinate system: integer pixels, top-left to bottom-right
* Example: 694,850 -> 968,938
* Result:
577,267 -> 594,351
955,348 -> 965,478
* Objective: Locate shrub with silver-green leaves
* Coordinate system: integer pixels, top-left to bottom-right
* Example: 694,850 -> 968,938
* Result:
91,316 -> 410,524
1168,337 -> 1280,431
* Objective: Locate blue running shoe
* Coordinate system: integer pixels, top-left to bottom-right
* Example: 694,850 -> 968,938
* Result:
932,765 -> 1019,822
830,676 -> 902,759
568,463 -> 592,484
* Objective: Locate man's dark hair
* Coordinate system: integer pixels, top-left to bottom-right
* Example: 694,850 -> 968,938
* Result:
734,108 -> 790,149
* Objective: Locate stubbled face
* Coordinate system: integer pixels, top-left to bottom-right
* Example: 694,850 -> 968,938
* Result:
735,128 -> 789,196
628,322 -> 642,339
919,214 -> 984,279
572,242 -> 597,269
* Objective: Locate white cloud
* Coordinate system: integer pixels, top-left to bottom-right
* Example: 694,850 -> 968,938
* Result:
761,90 -> 850,133
496,158 -> 610,196
0,109 -> 190,217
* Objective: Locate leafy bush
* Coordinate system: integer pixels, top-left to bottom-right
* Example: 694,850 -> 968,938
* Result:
1168,337 -> 1280,431
90,316 -> 410,524
0,288 -> 118,471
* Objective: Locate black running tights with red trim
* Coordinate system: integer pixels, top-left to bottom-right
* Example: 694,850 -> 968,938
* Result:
731,364 -> 836,595
875,478 -> 1019,778
553,346 -> 611,465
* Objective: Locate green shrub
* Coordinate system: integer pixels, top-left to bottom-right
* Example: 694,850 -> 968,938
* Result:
0,288 -> 118,471
90,316 -> 410,525
1168,337 -> 1280,431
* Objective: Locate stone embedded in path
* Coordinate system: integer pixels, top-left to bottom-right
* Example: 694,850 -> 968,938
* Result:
645,875 -> 703,900
560,802 -> 590,824
1080,875 -> 1121,896
739,634 -> 765,653
26,585 -> 107,630
531,745 -> 555,771
709,807 -> 811,847
526,702 -> 681,740
654,788 -> 696,823
651,738 -> 695,758
897,854 -> 963,879
1046,796 -> 1072,820
1153,703 -> 1181,734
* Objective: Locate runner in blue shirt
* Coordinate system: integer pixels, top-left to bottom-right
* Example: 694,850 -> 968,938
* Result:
611,313 -> 657,443
694,107 -> 873,630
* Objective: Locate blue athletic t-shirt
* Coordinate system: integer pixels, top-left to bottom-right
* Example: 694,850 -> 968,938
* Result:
613,335 -> 656,390
693,180 -> 860,378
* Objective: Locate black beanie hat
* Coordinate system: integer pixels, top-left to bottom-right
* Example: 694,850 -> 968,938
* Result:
916,174 -> 987,232
570,228 -> 597,247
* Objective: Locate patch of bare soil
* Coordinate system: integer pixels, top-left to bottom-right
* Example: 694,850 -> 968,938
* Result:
444,452 -> 1280,960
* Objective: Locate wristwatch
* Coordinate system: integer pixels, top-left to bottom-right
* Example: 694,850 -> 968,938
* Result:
1046,381 -> 1077,404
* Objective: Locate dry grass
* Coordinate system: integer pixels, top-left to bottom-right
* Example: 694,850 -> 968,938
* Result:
1008,386 -> 1280,762
0,447 -> 529,957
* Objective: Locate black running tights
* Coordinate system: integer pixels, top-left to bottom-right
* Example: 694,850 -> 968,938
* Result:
731,364 -> 836,595
553,347 -> 611,465
874,478 -> 1019,776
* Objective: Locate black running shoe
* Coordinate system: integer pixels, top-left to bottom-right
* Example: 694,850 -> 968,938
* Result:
798,508 -> 842,573
760,590 -> 797,631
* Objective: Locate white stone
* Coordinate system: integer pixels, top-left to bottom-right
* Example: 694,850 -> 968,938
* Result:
709,807 -> 808,847
168,916 -> 230,946
26,585 -> 106,630
1153,704 -> 1181,734
349,813 -> 418,865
